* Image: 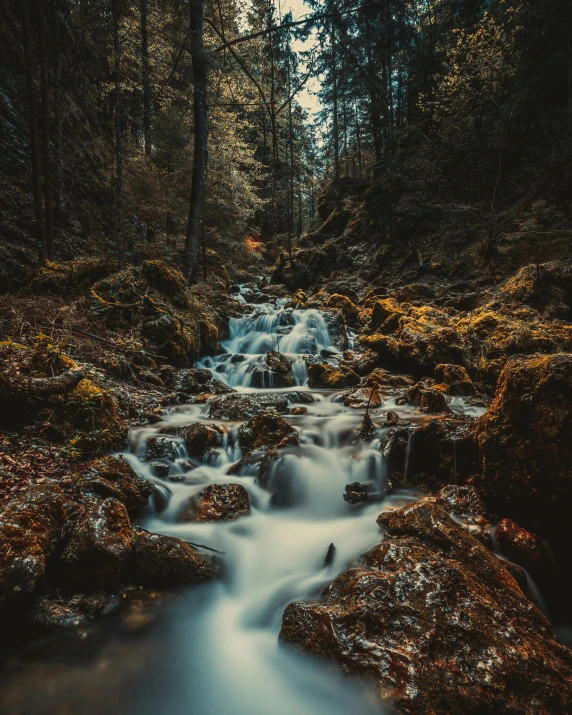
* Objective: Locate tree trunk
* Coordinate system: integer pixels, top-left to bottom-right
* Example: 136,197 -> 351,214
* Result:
184,0 -> 208,284
112,0 -> 125,267
140,0 -> 152,155
287,50 -> 294,262
569,0 -> 572,121
268,2 -> 278,258
331,20 -> 340,179
52,2 -> 63,211
21,0 -> 46,262
38,0 -> 54,259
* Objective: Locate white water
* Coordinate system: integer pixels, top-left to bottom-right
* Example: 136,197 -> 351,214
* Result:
0,283 -> 480,714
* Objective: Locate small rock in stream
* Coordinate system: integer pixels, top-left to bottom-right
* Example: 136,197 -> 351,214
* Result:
180,483 -> 251,523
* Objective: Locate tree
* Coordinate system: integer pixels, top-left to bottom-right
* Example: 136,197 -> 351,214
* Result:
184,0 -> 208,283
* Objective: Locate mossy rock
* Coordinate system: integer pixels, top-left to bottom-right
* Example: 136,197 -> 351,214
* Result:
27,337 -> 78,377
28,259 -> 118,296
141,310 -> 195,365
141,260 -> 188,302
53,378 -> 128,456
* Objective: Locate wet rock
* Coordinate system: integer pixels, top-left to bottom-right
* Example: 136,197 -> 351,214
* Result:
182,422 -> 223,458
28,597 -> 87,629
149,462 -> 170,478
339,349 -> 380,377
324,294 -> 359,324
209,393 -> 289,420
307,363 -> 360,389
256,451 -> 301,508
231,354 -> 245,363
241,289 -> 267,304
251,350 -> 296,389
180,483 -> 250,522
343,387 -> 382,409
343,481 -> 389,505
60,498 -> 133,590
434,363 -> 476,396
385,410 -> 410,427
323,310 -> 349,351
320,348 -> 342,359
238,412 -> 298,453
434,485 -> 489,521
131,529 -> 218,587
170,368 -> 212,393
280,501 -> 572,715
146,436 -> 177,461
476,354 -> 572,563
382,420 -> 476,489
496,519 -> 547,573
363,367 -> 415,391
0,483 -> 70,601
28,591 -> 122,630
290,407 -> 308,415
81,456 -> 153,512
401,380 -> 452,414
284,391 -> 315,404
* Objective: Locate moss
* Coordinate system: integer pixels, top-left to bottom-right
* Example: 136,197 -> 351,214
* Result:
27,336 -> 78,377
141,260 -> 187,299
28,259 -> 118,296
325,294 -> 359,321
53,378 -> 128,456
370,298 -> 406,330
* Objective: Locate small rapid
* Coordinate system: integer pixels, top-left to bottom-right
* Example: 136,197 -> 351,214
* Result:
0,283 -> 482,715
199,297 -> 336,388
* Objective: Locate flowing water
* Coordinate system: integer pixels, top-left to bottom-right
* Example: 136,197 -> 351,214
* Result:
0,285 -> 484,715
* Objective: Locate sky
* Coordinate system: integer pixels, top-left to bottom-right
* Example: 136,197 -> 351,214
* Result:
278,0 -> 323,119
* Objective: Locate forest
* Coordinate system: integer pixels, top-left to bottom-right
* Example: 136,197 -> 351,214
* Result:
1,0 -> 572,713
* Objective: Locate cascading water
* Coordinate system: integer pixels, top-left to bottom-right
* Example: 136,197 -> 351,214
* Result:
0,284 -> 483,715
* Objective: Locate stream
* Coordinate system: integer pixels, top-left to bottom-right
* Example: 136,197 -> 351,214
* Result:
0,284 -> 484,714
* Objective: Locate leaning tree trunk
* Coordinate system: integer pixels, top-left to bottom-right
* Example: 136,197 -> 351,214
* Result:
184,0 -> 208,284
21,0 -> 46,262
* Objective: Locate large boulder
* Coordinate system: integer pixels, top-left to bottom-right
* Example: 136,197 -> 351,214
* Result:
0,483 -> 70,601
360,305 -> 465,375
280,501 -> 572,714
307,363 -> 360,389
251,350 -> 296,388
60,498 -> 133,590
130,529 -> 218,587
79,456 -> 153,512
238,412 -> 298,453
476,354 -> 572,558
180,483 -> 250,522
382,420 -> 478,489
